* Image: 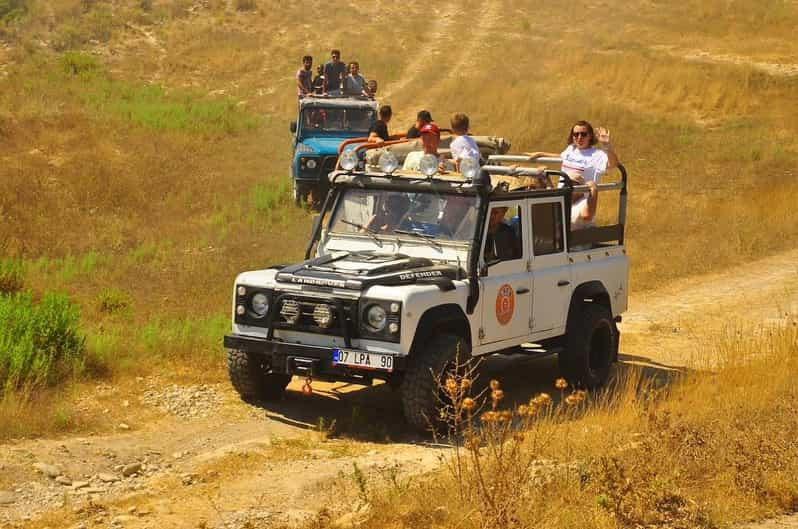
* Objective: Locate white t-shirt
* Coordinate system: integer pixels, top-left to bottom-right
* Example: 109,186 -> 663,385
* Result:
559,144 -> 608,218
450,135 -> 480,164
559,144 -> 608,185
570,199 -> 595,230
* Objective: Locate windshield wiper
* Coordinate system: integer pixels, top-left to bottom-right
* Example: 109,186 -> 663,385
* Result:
394,229 -> 442,251
339,219 -> 382,245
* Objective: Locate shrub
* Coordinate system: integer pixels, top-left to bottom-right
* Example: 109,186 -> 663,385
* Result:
0,292 -> 86,389
60,51 -> 101,76
97,287 -> 132,315
235,0 -> 257,11
0,258 -> 25,294
0,0 -> 27,23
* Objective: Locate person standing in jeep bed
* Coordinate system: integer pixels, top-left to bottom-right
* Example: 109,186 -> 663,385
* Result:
406,110 -> 432,138
323,49 -> 346,94
367,105 -> 392,143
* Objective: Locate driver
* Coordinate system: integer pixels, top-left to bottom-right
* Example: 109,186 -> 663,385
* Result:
438,195 -> 473,239
366,193 -> 410,233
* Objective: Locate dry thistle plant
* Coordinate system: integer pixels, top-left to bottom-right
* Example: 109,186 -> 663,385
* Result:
432,363 -> 590,528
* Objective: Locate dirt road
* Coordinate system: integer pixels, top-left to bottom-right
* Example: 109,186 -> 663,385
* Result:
2,250 -> 797,529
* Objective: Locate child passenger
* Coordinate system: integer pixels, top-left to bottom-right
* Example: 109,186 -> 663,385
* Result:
449,113 -> 481,171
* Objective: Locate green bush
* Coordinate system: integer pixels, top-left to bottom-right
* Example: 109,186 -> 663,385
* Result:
0,292 -> 86,389
0,258 -> 25,294
0,0 -> 27,23
97,287 -> 132,315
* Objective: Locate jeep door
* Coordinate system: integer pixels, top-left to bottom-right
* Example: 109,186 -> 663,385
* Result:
479,201 -> 533,344
529,197 -> 571,333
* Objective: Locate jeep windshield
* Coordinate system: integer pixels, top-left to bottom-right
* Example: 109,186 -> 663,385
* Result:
329,188 -> 478,242
301,107 -> 375,134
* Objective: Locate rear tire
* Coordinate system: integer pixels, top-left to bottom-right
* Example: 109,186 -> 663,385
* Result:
228,350 -> 292,401
400,334 -> 471,432
559,304 -> 616,388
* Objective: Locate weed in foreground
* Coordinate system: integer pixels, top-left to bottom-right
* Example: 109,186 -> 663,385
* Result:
0,258 -> 25,294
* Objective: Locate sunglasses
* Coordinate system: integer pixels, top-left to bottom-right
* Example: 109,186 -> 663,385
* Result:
572,131 -> 589,138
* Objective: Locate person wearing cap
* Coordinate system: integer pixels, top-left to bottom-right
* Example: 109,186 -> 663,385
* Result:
402,122 -> 441,171
368,105 -> 392,144
406,110 -> 432,139
449,112 -> 481,171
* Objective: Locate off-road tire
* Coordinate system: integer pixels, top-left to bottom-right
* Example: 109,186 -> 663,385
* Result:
293,181 -> 311,207
400,333 -> 471,432
559,303 -> 616,388
227,350 -> 292,401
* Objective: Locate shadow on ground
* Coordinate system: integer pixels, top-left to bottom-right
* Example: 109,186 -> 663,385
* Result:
244,350 -> 689,443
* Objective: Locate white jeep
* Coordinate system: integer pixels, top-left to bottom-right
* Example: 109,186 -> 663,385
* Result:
224,154 -> 629,431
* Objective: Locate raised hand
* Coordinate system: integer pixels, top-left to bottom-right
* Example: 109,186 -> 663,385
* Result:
596,127 -> 611,146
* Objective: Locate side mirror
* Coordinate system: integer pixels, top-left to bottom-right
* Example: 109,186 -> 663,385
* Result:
290,121 -> 297,134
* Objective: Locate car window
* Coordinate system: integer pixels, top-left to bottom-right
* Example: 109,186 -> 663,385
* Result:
484,205 -> 523,264
531,202 -> 564,255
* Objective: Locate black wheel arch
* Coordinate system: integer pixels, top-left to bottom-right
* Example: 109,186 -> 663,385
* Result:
567,281 -> 612,326
410,304 -> 471,355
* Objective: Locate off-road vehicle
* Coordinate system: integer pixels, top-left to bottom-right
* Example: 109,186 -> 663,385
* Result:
225,151 -> 629,431
289,95 -> 378,205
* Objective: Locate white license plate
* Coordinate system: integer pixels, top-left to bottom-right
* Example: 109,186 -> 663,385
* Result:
332,348 -> 394,372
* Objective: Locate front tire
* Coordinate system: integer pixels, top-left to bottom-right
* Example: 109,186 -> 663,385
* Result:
228,350 -> 292,401
559,303 -> 616,388
293,181 -> 311,207
400,334 -> 471,432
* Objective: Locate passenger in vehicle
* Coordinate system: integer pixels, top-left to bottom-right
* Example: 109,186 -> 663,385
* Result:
526,120 -> 618,187
402,122 -> 441,171
449,112 -> 481,171
323,49 -> 346,94
406,110 -> 432,139
484,206 -> 521,262
368,105 -> 392,143
366,79 -> 378,98
366,193 -> 410,233
311,65 -> 325,95
296,55 -> 313,98
343,62 -> 369,97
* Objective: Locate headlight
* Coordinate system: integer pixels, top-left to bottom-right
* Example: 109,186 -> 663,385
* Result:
305,158 -> 317,169
313,304 -> 333,328
280,299 -> 301,324
251,293 -> 269,317
296,143 -> 315,154
459,157 -> 480,179
339,150 -> 358,171
378,151 -> 399,174
365,304 -> 387,332
419,154 -> 439,177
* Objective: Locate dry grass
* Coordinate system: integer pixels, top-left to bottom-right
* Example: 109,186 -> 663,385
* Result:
0,0 -> 797,436
329,318 -> 798,529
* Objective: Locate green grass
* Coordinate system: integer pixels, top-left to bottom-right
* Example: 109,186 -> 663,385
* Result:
0,258 -> 25,294
0,291 -> 86,389
0,0 -> 26,23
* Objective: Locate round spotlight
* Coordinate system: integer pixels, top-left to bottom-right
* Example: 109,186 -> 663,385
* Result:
251,293 -> 269,317
306,158 -> 317,169
378,151 -> 399,174
339,150 -> 358,171
419,154 -> 439,177
365,305 -> 387,332
280,299 -> 301,324
236,305 -> 246,316
313,304 -> 334,328
459,157 -> 480,179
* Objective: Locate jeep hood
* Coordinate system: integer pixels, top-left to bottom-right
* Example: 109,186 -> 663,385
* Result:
275,251 -> 463,291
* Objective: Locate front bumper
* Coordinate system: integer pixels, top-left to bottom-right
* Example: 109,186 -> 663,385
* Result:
224,334 -> 404,384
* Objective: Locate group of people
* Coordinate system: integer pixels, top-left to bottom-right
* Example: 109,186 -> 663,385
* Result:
296,50 -> 377,98
365,108 -> 482,173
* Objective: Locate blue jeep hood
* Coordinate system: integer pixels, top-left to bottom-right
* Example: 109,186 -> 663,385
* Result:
299,136 -> 350,155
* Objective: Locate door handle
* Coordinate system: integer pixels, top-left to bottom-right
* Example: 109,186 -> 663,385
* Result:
516,287 -> 530,295
557,280 -> 570,287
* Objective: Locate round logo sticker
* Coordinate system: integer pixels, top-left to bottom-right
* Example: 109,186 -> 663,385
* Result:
495,284 -> 515,326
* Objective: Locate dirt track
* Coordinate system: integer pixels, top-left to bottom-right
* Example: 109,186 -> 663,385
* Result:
2,250 -> 798,529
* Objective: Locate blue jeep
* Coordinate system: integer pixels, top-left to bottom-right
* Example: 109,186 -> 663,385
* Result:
290,95 -> 378,206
